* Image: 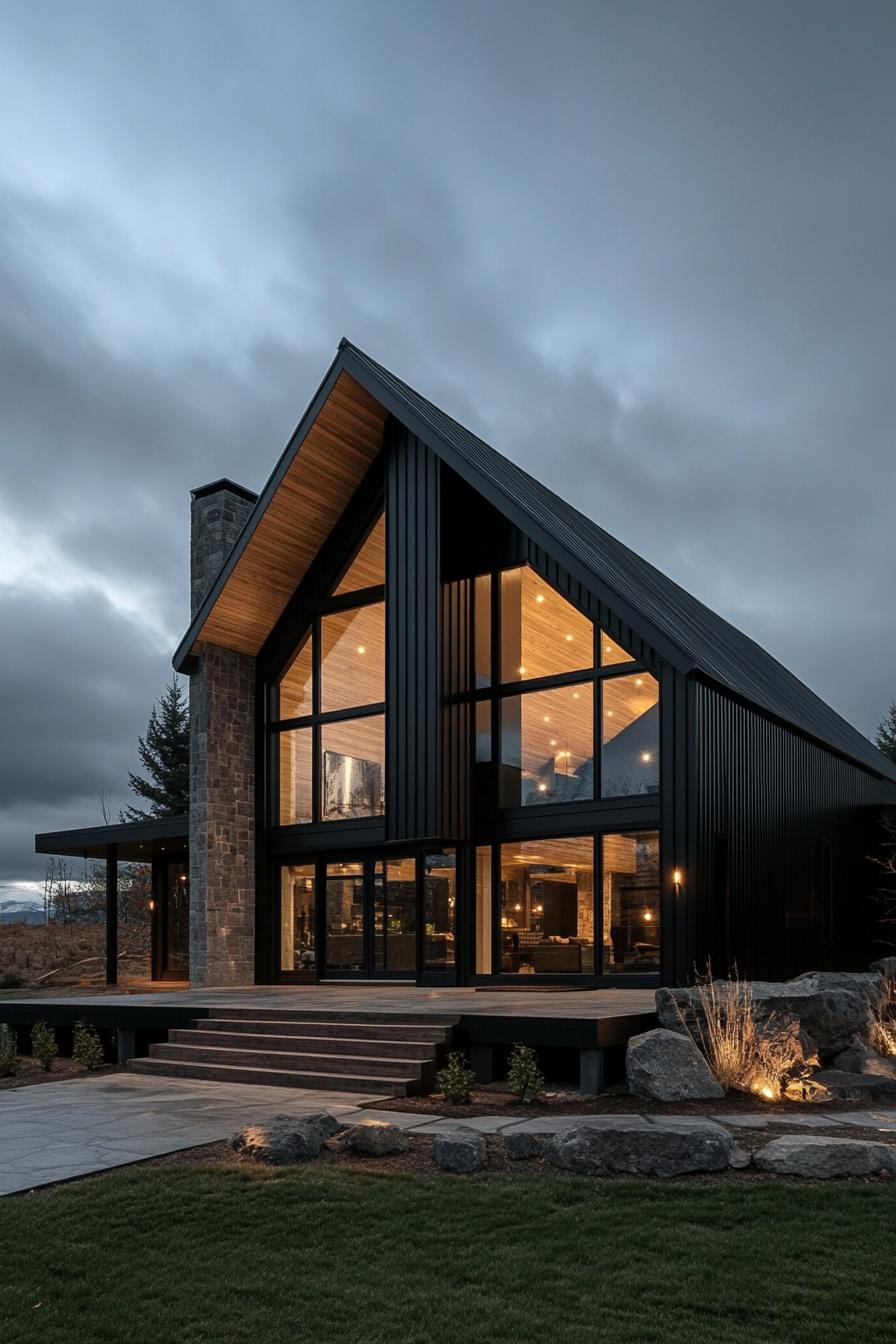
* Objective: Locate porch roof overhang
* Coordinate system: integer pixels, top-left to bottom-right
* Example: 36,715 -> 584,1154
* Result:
35,816 -> 189,862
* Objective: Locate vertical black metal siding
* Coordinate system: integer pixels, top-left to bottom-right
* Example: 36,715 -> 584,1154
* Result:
385,422 -> 441,841
687,679 -> 895,979
440,576 -> 471,840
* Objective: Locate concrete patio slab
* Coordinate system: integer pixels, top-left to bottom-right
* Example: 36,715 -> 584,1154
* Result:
0,1072 -> 387,1196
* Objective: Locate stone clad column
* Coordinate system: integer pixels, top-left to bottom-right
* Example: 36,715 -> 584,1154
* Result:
187,480 -> 258,988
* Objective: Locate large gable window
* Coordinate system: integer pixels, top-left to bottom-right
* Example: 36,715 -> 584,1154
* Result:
274,515 -> 386,826
472,564 -> 659,810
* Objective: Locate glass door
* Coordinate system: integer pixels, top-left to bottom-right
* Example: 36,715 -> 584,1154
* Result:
324,861 -> 366,973
319,856 -> 418,979
373,857 -> 417,977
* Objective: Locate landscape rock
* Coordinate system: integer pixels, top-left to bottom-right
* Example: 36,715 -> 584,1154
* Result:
809,1068 -> 896,1103
504,1131 -> 544,1160
341,1122 -> 409,1156
870,956 -> 896,981
833,1035 -> 896,1080
549,1118 -> 735,1177
432,1129 -> 487,1173
754,1135 -> 896,1178
626,1028 -> 724,1101
232,1115 -> 331,1164
657,971 -> 883,1058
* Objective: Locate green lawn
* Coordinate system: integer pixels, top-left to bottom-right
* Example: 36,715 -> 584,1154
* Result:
2,1163 -> 893,1344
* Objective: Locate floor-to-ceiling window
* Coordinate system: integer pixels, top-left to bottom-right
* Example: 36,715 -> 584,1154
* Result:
274,515 -> 386,826
472,565 -> 660,809
469,564 -> 661,978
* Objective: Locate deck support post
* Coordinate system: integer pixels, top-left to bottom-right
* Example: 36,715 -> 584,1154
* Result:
579,1047 -> 605,1095
105,844 -> 118,987
470,1045 -> 495,1084
116,1028 -> 135,1064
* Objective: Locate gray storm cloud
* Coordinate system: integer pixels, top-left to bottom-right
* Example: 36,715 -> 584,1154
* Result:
1,0 -> 894,883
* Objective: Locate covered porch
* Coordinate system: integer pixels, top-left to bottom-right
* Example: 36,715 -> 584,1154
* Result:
34,816 -> 189,986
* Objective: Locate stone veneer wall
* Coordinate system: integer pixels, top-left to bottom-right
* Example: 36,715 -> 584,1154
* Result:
188,481 -> 258,987
189,644 -> 256,986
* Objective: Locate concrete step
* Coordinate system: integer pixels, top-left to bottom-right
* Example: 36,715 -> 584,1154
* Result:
149,1041 -> 429,1082
199,1006 -> 460,1028
169,1028 -> 439,1061
127,1057 -> 409,1095
191,1017 -> 452,1044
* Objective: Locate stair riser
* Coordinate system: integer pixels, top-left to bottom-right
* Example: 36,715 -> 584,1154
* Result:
191,1019 -> 450,1044
127,1059 -> 407,1095
170,1029 -> 437,1060
200,1007 -> 459,1028
150,1043 -> 428,1082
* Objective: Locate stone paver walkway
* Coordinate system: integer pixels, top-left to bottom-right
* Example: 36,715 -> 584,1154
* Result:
0,1073 -> 390,1196
3,1076 -> 895,1196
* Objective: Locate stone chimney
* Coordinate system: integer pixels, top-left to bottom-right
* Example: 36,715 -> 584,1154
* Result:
190,479 -> 257,617
187,479 -> 259,989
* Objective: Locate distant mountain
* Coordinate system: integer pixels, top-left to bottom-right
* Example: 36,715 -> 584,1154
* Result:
0,900 -> 44,925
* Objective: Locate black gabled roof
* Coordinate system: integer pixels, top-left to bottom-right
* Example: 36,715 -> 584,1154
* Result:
176,337 -> 896,784
337,341 -> 896,784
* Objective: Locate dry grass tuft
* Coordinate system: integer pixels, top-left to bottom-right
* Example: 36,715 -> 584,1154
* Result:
680,964 -> 806,1101
869,975 -> 896,1057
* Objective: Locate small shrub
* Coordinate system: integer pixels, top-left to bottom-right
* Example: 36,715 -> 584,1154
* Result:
506,1042 -> 545,1103
436,1051 -> 476,1104
31,1020 -> 58,1072
72,1019 -> 105,1071
0,1023 -> 18,1076
0,971 -> 25,990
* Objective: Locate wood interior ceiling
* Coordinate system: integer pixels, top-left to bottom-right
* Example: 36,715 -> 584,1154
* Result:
320,603 -> 386,713
334,513 -> 386,594
192,372 -> 388,656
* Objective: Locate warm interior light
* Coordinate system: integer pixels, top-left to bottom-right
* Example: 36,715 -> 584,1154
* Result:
643,910 -> 653,922
535,594 -> 545,604
514,902 -> 522,911
518,665 -> 527,675
635,677 -> 643,686
148,899 -> 155,912
357,645 -> 366,655
673,868 -> 684,886
549,738 -> 558,746
543,715 -> 551,722
641,751 -> 652,762
565,633 -> 573,641
538,783 -> 547,792
572,691 -> 580,699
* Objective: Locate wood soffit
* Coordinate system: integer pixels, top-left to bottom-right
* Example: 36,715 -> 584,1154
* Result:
190,372 -> 388,657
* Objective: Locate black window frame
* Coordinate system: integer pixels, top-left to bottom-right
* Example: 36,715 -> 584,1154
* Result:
468,563 -> 660,819
271,581 -> 386,828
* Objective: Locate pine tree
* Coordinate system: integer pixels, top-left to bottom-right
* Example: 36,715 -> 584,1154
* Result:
121,678 -> 190,820
876,703 -> 896,765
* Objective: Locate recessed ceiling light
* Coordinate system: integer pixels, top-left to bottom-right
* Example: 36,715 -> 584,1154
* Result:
357,645 -> 366,655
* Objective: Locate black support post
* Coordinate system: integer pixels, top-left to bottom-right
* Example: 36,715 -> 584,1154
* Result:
105,844 -> 118,986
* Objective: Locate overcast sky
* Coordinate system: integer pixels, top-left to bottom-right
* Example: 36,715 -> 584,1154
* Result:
1,1 -> 895,897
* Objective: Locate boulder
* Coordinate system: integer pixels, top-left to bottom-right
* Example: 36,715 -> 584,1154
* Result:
432,1129 -> 487,1173
232,1115 -> 331,1165
870,956 -> 896,982
549,1118 -> 736,1177
657,971 -> 883,1058
341,1122 -> 409,1156
295,1112 -> 344,1142
809,1068 -> 896,1103
504,1131 -> 544,1160
833,1035 -> 896,1080
754,1135 -> 896,1179
626,1028 -> 724,1101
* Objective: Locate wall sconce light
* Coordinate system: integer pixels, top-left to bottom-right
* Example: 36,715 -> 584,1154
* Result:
672,868 -> 684,888
148,899 -> 155,912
